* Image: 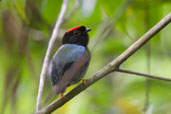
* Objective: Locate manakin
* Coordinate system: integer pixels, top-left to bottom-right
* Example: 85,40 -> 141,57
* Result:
51,26 -> 91,97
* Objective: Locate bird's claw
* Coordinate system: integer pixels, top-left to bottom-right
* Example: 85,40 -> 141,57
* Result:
60,93 -> 65,98
81,78 -> 87,86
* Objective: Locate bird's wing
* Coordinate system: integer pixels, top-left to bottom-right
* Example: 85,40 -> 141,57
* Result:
55,49 -> 90,94
51,44 -> 87,87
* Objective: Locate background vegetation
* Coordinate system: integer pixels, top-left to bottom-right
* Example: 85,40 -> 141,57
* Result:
1,0 -> 171,114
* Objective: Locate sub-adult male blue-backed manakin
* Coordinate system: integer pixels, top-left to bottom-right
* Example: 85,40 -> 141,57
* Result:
51,26 -> 91,97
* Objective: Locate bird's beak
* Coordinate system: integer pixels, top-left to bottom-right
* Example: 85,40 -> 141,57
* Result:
86,28 -> 91,32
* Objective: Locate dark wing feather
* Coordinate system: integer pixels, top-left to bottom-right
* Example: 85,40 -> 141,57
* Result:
51,62 -> 74,86
51,64 -> 58,86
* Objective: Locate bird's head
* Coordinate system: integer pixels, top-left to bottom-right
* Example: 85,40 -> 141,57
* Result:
62,26 -> 91,47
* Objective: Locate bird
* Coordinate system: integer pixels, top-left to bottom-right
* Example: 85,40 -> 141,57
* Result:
50,25 -> 91,97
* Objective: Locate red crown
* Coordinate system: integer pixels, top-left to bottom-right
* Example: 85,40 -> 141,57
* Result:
67,26 -> 81,33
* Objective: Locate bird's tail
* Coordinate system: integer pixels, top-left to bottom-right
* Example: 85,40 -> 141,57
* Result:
54,83 -> 66,95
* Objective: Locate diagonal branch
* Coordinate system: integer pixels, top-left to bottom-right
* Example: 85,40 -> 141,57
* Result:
36,12 -> 171,114
115,68 -> 171,81
36,0 -> 68,112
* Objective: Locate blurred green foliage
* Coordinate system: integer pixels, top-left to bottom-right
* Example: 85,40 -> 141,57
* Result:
1,0 -> 171,114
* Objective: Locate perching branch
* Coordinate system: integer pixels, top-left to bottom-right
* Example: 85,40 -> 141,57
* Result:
36,0 -> 68,112
115,68 -> 171,81
36,12 -> 171,114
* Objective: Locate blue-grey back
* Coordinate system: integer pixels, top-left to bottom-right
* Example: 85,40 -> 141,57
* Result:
53,44 -> 86,65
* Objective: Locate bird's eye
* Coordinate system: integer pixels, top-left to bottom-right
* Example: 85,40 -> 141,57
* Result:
73,31 -> 78,35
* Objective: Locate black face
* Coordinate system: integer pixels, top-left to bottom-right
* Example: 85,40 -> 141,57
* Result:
62,26 -> 91,47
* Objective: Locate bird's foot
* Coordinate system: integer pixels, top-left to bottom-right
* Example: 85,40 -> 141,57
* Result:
81,78 -> 87,86
60,93 -> 65,98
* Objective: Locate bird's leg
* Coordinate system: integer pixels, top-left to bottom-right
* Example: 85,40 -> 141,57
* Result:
81,78 -> 87,86
60,93 -> 65,98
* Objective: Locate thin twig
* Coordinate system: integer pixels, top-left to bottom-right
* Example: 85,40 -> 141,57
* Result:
36,0 -> 68,112
116,68 -> 171,81
90,0 -> 132,53
36,12 -> 171,114
144,3 -> 151,112
64,0 -> 79,21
